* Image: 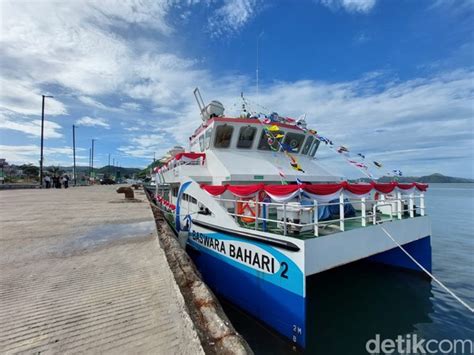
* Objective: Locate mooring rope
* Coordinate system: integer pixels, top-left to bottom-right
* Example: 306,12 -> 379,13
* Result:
379,225 -> 473,313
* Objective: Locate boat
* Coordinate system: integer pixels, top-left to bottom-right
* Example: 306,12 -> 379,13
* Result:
152,89 -> 431,348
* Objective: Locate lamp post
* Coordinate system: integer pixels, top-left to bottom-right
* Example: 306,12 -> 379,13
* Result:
72,125 -> 76,186
91,139 -> 95,182
39,95 -> 54,187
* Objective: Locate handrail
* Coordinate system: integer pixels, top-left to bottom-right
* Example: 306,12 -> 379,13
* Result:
211,191 -> 427,238
158,158 -> 206,174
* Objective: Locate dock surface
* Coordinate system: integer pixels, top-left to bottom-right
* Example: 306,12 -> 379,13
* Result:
0,186 -> 203,354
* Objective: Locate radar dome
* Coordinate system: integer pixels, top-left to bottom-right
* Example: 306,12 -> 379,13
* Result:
202,100 -> 225,121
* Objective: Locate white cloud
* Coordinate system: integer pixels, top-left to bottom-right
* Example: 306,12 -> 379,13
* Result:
76,116 -> 110,129
120,102 -> 142,111
0,112 -> 63,138
1,0 -> 472,178
147,68 -> 473,177
208,0 -> 260,37
118,133 -> 169,158
249,69 -> 473,177
0,144 -> 83,165
319,0 -> 377,13
0,0 -> 172,99
0,78 -> 67,116
77,96 -> 121,112
124,126 -> 141,131
88,0 -> 173,33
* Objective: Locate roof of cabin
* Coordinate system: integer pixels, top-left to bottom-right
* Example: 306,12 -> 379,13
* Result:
191,116 -> 304,139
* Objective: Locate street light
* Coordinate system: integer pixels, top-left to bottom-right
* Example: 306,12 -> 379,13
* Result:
72,125 -> 77,186
91,139 -> 95,183
39,95 -> 54,188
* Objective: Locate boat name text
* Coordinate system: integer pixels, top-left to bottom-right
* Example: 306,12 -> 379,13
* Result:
189,230 -> 280,274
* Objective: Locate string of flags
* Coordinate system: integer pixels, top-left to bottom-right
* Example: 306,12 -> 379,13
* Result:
239,96 -> 306,183
239,95 -> 403,183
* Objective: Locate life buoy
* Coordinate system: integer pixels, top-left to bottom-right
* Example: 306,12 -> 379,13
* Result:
237,199 -> 258,223
236,192 -> 264,223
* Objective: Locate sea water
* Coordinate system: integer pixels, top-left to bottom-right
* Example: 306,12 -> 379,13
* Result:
221,183 -> 474,354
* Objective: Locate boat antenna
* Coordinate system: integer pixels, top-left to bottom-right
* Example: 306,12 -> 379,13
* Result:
241,91 -> 248,116
256,31 -> 263,104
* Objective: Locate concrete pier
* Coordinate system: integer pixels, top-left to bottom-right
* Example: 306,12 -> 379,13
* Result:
0,186 -> 204,354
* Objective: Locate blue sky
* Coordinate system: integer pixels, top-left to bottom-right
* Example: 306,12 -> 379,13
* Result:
0,0 -> 473,178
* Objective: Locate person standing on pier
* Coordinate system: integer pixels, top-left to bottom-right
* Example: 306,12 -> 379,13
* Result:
44,175 -> 51,189
53,175 -> 60,189
62,175 -> 69,189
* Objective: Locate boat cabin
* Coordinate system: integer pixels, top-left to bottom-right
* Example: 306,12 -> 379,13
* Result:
189,117 -> 320,157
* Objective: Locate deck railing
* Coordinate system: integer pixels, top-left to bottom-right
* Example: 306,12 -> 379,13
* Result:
157,159 -> 205,183
214,191 -> 426,237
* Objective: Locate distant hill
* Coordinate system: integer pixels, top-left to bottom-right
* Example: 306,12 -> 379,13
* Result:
356,173 -> 474,183
96,165 -> 141,177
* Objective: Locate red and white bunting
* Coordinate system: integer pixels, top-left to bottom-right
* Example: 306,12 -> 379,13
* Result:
200,182 -> 428,203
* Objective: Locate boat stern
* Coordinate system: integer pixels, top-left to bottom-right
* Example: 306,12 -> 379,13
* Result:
304,216 -> 432,277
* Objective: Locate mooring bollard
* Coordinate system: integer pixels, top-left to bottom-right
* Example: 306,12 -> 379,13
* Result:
116,186 -> 134,199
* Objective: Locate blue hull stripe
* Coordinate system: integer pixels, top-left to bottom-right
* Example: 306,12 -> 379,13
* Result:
175,181 -> 192,232
187,243 -> 306,348
367,236 -> 432,272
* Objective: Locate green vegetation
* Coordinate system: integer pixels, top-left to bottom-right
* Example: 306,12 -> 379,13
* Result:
137,161 -> 163,179
20,164 -> 39,180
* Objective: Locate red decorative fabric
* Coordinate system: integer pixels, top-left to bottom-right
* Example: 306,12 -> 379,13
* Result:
414,183 -> 429,192
264,184 -> 301,195
397,183 -> 415,190
201,184 -> 227,196
199,181 -> 429,197
304,184 -> 343,195
174,152 -> 206,161
227,184 -> 264,196
371,182 -> 396,194
341,182 -> 373,195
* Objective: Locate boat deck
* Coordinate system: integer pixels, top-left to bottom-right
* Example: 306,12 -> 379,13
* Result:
233,210 -> 419,240
152,186 -> 425,241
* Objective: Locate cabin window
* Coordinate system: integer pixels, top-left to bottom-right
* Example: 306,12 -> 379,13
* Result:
258,129 -> 282,151
172,186 -> 179,197
309,140 -> 320,157
283,132 -> 305,153
205,128 -> 213,149
181,193 -> 197,204
237,126 -> 257,148
302,136 -> 314,155
199,135 -> 205,152
214,125 -> 234,148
